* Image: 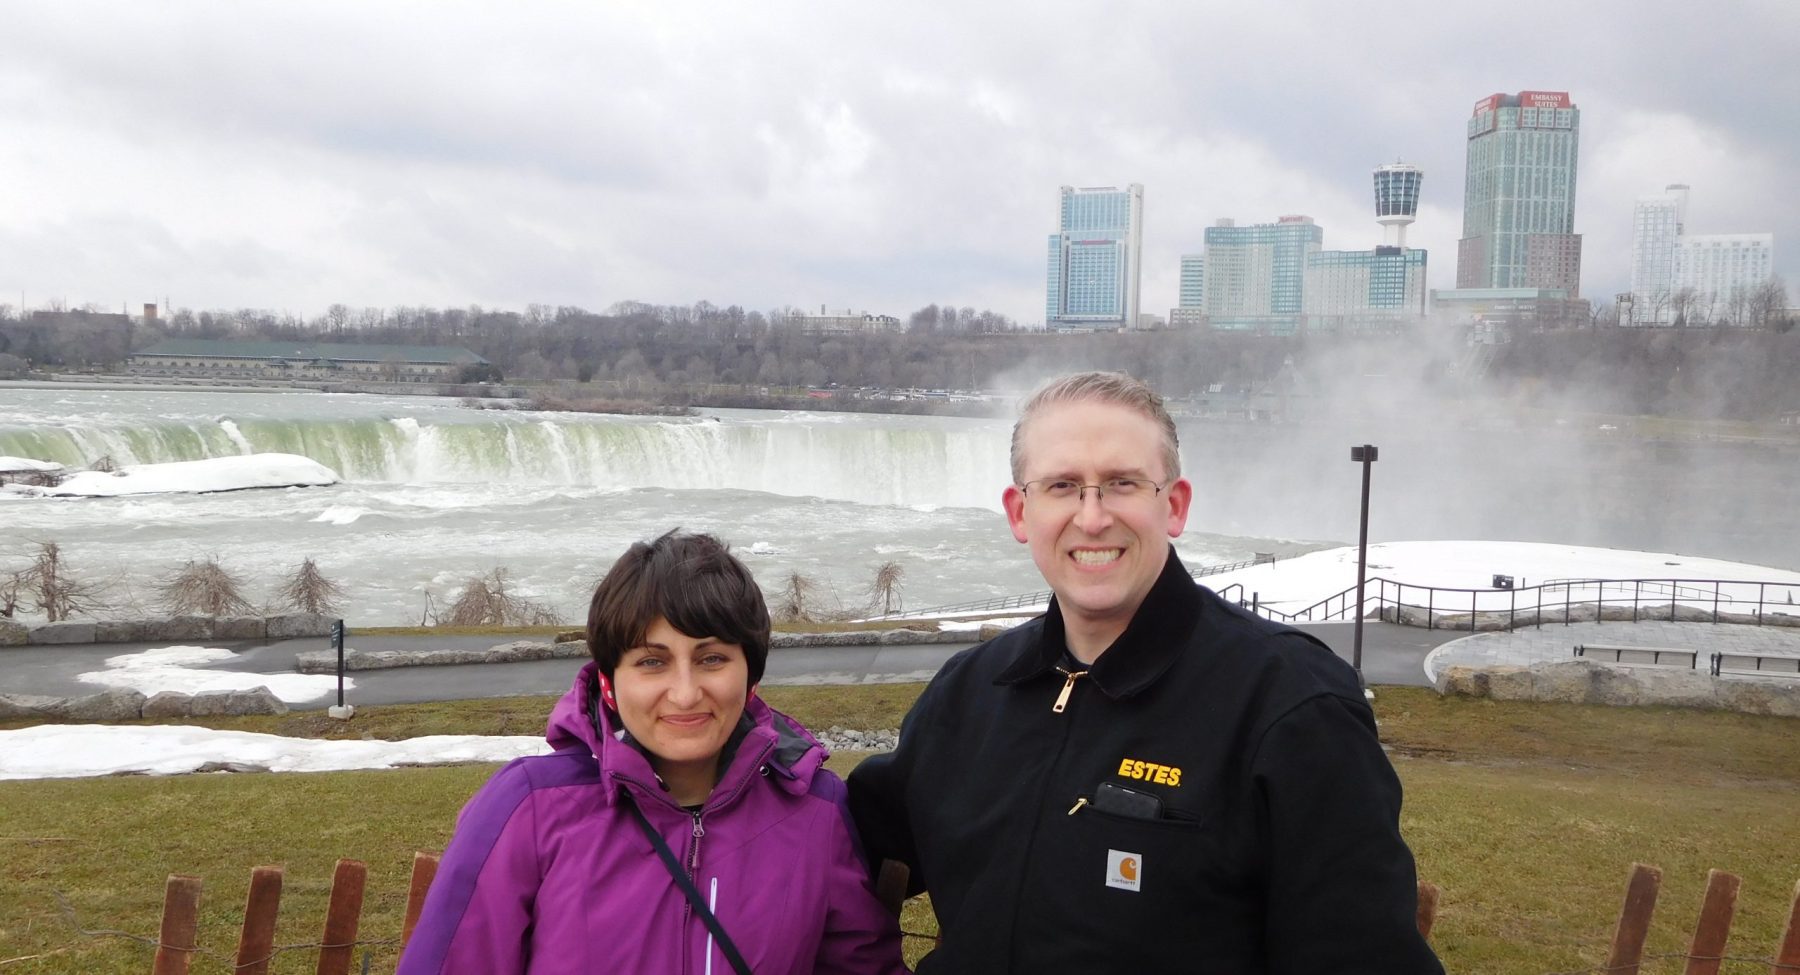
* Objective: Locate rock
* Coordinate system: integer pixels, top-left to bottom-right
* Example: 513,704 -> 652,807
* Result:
142,691 -> 195,718
186,690 -> 235,716
0,692 -> 65,719
266,613 -> 336,639
29,622 -> 98,645
145,616 -> 213,641
94,620 -> 149,643
213,616 -> 267,640
224,687 -> 288,716
0,619 -> 27,647
52,688 -> 145,721
549,640 -> 589,659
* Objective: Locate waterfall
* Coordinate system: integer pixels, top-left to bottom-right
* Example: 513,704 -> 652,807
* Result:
0,411 -> 1014,510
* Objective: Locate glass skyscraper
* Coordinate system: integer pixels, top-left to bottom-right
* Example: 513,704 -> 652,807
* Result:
1456,91 -> 1582,295
1045,184 -> 1143,331
1202,216 -> 1323,334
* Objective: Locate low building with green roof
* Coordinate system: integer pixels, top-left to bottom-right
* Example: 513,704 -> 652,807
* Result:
129,340 -> 488,383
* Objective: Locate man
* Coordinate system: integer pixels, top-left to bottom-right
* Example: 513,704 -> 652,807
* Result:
848,371 -> 1442,973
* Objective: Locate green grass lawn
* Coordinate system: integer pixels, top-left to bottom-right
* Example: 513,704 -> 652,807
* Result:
2,686 -> 1798,973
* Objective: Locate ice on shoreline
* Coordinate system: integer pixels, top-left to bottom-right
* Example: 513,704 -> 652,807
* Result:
0,453 -> 339,498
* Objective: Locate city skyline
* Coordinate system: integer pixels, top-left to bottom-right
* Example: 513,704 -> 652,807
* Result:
2,2 -> 1795,327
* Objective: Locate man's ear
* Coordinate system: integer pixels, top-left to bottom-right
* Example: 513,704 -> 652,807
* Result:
1002,483 -> 1029,543
1164,478 -> 1194,538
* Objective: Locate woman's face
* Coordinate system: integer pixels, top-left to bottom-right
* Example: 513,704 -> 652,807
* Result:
612,616 -> 751,795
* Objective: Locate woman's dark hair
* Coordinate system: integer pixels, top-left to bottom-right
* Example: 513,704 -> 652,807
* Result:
586,530 -> 771,687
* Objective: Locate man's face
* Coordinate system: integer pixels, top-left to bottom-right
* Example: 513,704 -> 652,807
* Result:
1003,400 -> 1192,642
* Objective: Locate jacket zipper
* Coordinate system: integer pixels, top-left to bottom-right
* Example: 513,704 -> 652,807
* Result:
682,809 -> 706,924
1052,666 -> 1088,713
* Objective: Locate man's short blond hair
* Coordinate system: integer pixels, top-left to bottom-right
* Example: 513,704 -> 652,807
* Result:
1009,371 -> 1181,484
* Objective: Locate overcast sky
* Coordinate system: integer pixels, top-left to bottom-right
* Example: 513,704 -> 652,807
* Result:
3,1 -> 1795,326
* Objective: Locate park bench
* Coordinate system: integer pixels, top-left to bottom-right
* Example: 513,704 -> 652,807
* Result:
1711,651 -> 1800,679
1573,644 -> 1699,669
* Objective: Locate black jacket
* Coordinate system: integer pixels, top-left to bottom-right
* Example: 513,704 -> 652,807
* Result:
848,552 -> 1443,974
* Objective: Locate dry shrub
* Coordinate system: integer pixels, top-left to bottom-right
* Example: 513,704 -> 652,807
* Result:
437,569 -> 563,627
8,541 -> 109,621
158,557 -> 256,617
867,561 -> 905,616
277,558 -> 346,615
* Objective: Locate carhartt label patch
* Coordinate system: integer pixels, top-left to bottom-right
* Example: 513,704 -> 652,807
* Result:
1105,849 -> 1142,892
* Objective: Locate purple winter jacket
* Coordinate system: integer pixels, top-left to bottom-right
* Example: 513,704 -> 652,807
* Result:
398,663 -> 906,974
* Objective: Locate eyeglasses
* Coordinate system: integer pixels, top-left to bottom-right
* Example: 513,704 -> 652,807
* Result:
1019,477 -> 1167,508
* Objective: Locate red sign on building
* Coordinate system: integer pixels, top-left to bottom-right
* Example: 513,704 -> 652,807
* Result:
1471,94 -> 1502,117
1519,90 -> 1571,109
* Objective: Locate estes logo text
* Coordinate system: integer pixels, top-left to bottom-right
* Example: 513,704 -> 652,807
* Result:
1116,758 -> 1181,787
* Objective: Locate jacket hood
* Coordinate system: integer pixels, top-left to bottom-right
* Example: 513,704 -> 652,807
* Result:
546,661 -> 827,804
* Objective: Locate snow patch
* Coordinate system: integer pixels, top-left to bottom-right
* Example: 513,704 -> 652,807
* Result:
3,453 -> 339,497
77,645 -> 353,703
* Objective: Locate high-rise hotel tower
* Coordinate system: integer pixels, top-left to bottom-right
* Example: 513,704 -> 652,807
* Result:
1046,184 -> 1144,331
1456,91 -> 1582,295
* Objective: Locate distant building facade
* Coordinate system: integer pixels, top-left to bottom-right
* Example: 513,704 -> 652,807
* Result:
1627,185 -> 1777,326
1201,216 -> 1322,334
1628,185 -> 1688,323
1169,253 -> 1207,327
129,340 -> 487,382
1429,287 -> 1590,331
1303,246 -> 1428,333
1046,184 -> 1144,331
790,309 -> 902,335
1456,91 -> 1583,295
1675,234 -> 1775,323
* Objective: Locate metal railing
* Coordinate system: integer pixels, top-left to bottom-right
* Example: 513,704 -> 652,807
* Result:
1242,576 -> 1800,632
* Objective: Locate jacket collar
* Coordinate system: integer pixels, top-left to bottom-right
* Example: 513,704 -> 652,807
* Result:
995,549 -> 1202,699
545,662 -> 826,807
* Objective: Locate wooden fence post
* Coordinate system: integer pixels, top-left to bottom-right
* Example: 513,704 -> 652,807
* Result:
1416,881 -> 1440,940
1683,869 -> 1740,975
234,866 -> 285,975
150,874 -> 203,975
402,852 -> 440,949
315,858 -> 368,975
1774,879 -> 1800,974
1607,863 -> 1663,975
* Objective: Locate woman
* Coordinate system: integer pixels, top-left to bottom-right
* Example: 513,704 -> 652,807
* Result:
399,531 -> 905,974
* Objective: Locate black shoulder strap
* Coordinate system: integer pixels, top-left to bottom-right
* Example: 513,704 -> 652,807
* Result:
623,793 -> 754,975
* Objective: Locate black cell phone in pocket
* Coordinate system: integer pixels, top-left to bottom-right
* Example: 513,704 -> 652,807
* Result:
1092,781 -> 1163,820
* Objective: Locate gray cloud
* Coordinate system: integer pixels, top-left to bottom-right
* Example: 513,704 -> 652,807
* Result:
2,1 -> 1793,321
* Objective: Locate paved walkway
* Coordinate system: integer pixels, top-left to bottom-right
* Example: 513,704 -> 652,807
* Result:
1424,620 -> 1800,683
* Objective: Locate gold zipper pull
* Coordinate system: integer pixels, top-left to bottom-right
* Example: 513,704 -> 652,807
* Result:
1052,668 -> 1087,713
1067,797 -> 1090,816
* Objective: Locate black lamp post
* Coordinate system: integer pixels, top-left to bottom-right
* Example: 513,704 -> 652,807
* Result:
1350,444 -> 1379,682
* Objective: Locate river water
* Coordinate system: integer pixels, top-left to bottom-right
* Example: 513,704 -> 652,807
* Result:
2,386 -> 1796,625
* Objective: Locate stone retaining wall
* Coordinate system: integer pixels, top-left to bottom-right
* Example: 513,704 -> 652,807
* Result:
1435,659 -> 1800,717
0,613 -> 337,647
0,686 -> 290,721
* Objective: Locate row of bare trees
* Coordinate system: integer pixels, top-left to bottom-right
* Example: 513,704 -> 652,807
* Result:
1,544 -> 344,623
2,544 -> 911,628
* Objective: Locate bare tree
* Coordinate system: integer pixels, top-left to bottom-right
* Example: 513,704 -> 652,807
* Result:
1668,287 -> 1698,327
867,561 -> 905,616
14,542 -> 109,621
158,557 -> 256,616
276,558 -> 346,615
437,569 -> 563,626
1747,277 -> 1789,330
772,571 -> 820,623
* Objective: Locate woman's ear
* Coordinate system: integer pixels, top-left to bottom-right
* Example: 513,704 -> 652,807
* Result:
747,682 -> 759,701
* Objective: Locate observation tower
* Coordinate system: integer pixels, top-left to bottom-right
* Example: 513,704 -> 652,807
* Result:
1373,162 -> 1422,248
